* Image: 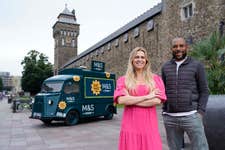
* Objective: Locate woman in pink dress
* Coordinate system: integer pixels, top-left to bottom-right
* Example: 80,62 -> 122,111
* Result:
114,47 -> 167,150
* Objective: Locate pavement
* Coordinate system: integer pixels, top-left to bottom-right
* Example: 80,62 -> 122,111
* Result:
0,97 -> 190,150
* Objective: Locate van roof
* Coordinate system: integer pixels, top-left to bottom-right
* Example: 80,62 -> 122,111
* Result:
45,75 -> 73,82
59,68 -> 115,79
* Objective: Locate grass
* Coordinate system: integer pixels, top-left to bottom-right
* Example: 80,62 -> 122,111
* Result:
14,96 -> 31,102
115,104 -> 124,108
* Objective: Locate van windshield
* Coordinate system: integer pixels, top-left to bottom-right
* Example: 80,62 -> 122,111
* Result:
41,81 -> 64,93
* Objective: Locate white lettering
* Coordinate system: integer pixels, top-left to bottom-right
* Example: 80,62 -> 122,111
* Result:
94,62 -> 103,68
66,97 -> 75,101
102,83 -> 112,92
82,104 -> 95,112
56,112 -> 66,118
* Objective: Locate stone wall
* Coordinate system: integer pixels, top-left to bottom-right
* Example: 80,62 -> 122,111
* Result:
60,0 -> 225,78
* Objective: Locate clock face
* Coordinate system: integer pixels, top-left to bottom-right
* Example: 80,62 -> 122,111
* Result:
66,37 -> 72,43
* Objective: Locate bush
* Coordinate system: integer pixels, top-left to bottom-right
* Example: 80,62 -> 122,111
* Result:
190,32 -> 225,94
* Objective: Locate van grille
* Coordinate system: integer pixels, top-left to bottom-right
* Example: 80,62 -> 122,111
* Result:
33,96 -> 44,113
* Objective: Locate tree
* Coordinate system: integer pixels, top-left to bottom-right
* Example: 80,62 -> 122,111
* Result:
190,32 -> 225,94
0,77 -> 3,91
21,50 -> 53,95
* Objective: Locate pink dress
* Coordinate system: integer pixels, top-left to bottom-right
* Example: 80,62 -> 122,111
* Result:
114,74 -> 167,150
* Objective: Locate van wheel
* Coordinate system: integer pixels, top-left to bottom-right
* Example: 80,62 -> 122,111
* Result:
104,107 -> 114,120
65,110 -> 79,125
41,119 -> 52,125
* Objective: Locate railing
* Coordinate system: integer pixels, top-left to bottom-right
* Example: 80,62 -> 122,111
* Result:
12,98 -> 33,113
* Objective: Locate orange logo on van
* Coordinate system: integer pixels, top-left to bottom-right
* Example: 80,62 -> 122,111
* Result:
91,80 -> 101,95
105,72 -> 110,78
73,75 -> 80,82
58,101 -> 67,110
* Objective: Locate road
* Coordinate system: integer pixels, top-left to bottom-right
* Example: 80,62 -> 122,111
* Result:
0,97 -> 191,150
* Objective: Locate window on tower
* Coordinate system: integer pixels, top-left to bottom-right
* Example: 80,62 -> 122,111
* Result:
73,32 -> 77,37
62,38 -> 65,46
55,39 -> 58,47
72,39 -> 75,47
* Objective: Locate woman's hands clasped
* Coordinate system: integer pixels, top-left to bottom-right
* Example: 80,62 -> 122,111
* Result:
131,88 -> 162,107
144,88 -> 161,100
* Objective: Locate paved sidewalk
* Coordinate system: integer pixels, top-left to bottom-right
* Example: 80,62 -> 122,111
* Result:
0,97 -> 190,150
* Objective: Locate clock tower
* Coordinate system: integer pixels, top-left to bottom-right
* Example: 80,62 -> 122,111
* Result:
53,4 -> 80,74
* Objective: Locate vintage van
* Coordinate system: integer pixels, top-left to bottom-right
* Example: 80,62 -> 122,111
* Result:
30,61 -> 116,125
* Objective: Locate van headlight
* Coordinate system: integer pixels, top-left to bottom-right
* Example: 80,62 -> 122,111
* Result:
31,98 -> 35,104
48,100 -> 53,105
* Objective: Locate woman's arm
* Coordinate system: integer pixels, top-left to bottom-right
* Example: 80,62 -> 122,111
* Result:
135,74 -> 167,107
117,89 -> 160,105
135,98 -> 161,107
135,89 -> 162,107
117,93 -> 151,105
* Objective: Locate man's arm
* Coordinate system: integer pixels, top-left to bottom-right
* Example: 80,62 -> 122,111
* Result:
161,66 -> 167,112
196,63 -> 209,115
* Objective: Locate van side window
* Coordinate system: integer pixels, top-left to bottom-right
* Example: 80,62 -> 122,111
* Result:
64,81 -> 80,94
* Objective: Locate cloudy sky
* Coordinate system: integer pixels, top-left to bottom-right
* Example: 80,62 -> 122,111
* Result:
0,0 -> 161,76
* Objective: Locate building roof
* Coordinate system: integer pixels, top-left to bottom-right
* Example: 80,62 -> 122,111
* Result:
57,4 -> 77,24
62,2 -> 162,69
61,4 -> 74,16
0,72 -> 10,76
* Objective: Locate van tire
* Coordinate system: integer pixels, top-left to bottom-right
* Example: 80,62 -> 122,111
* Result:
65,110 -> 79,125
104,106 -> 114,120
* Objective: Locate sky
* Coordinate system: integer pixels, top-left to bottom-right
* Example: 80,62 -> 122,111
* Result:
0,0 -> 161,76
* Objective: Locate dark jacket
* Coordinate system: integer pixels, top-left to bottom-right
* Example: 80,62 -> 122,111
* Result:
161,56 -> 209,115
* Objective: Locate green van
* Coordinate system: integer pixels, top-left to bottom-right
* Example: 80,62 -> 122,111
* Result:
30,61 -> 116,125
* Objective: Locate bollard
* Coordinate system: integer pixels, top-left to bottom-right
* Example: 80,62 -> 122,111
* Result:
12,100 -> 17,113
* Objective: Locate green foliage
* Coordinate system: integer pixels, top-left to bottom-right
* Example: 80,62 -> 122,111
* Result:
18,96 -> 31,102
116,104 -> 124,108
0,77 -> 3,91
21,50 -> 53,95
190,32 -> 225,94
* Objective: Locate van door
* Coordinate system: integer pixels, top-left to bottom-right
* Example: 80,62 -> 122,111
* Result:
62,80 -> 80,112
62,80 -> 81,125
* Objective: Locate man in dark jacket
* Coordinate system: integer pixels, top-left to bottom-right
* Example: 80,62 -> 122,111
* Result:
161,37 -> 209,150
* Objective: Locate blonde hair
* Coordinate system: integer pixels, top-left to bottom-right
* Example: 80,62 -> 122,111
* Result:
125,47 -> 155,92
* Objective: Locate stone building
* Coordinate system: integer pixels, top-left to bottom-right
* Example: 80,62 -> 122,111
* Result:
0,72 -> 21,93
11,76 -> 22,94
53,0 -> 225,77
53,4 -> 80,74
0,72 -> 13,90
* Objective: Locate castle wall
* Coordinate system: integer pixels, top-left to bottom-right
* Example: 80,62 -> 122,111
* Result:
59,0 -> 225,78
